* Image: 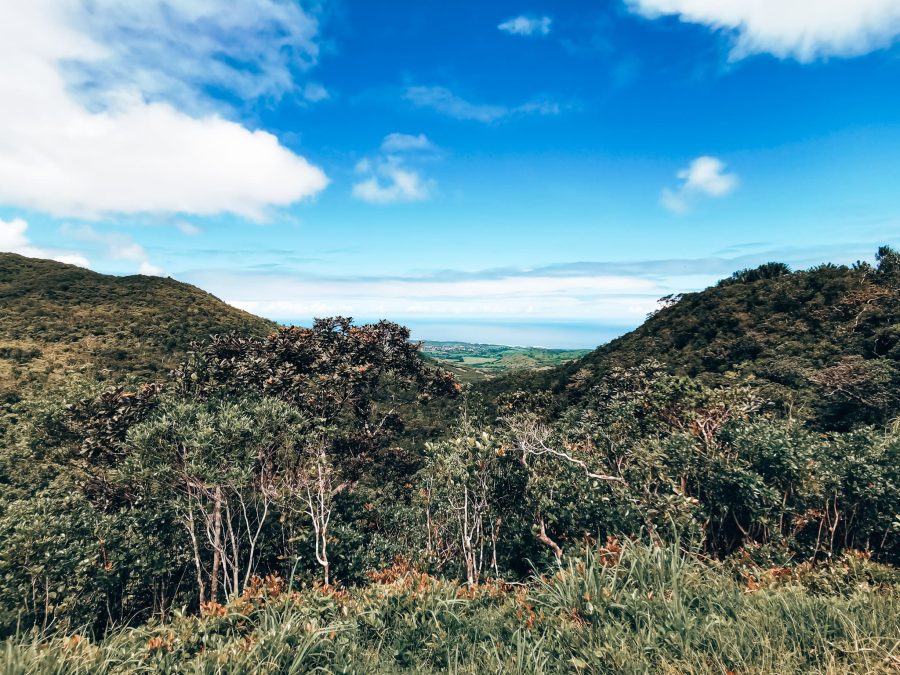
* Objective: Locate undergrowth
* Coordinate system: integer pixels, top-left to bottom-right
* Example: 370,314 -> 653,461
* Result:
3,540 -> 898,674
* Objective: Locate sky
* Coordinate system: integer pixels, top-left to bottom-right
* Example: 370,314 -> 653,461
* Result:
1,0 -> 899,347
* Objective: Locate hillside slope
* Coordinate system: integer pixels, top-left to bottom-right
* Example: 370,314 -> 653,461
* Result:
0,253 -> 276,395
487,248 -> 900,428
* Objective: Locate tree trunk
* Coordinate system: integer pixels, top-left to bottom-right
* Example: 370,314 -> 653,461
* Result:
536,516 -> 563,563
184,501 -> 206,606
210,487 -> 223,602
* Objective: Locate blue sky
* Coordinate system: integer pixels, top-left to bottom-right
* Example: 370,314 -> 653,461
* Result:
1,1 -> 899,347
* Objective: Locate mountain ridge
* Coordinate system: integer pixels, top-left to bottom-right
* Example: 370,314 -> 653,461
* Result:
483,247 -> 900,430
0,252 -> 276,396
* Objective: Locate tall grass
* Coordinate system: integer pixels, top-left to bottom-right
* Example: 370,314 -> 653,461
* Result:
3,543 -> 898,674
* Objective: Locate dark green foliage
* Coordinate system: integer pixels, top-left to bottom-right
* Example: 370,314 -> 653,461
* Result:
525,246 -> 900,430
176,317 -> 457,416
724,261 -> 792,285
0,317 -> 458,636
0,253 -> 275,394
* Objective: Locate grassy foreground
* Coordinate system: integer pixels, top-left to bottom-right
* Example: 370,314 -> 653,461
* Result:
3,541 -> 898,674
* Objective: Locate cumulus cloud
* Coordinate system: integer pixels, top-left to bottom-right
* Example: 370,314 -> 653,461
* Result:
352,158 -> 434,205
139,261 -> 164,276
626,0 -> 900,61
498,15 -> 552,36
0,0 -> 328,220
405,86 -> 560,123
352,133 -> 439,204
0,218 -> 90,268
661,156 -> 738,213
62,224 -> 164,276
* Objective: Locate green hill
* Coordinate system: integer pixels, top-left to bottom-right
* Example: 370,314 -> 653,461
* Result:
0,253 -> 276,396
486,247 -> 900,429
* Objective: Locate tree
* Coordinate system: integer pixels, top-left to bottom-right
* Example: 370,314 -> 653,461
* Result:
123,396 -> 302,603
174,318 -> 457,585
420,431 -> 504,584
876,245 -> 900,281
63,318 -> 458,591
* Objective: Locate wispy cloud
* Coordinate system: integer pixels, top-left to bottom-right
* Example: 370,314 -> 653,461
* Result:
405,85 -> 560,122
498,15 -> 552,37
302,82 -> 330,103
625,0 -> 900,61
175,221 -> 203,236
381,133 -> 434,153
205,271 -> 661,324
661,156 -> 739,213
0,217 -> 89,268
62,224 -> 163,276
66,0 -> 322,114
178,243 -> 882,328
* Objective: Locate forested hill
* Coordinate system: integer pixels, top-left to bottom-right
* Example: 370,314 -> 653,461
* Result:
488,247 -> 900,429
0,253 -> 275,394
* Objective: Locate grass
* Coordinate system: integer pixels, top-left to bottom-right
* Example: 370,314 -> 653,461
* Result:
3,542 -> 898,674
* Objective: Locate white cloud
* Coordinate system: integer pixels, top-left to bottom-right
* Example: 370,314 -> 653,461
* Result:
352,158 -> 434,205
498,15 -> 552,37
0,0 -> 328,220
626,0 -> 900,61
353,134 -> 439,204
660,189 -> 690,214
381,133 -> 434,153
0,217 -> 90,268
205,271 -> 662,322
679,156 -> 739,195
53,254 -> 92,267
405,86 -> 560,123
187,244 -> 881,326
662,156 -> 738,213
302,82 -> 330,103
175,221 -> 203,236
516,101 -> 562,116
66,0 -> 321,113
139,261 -> 164,276
62,224 -> 163,276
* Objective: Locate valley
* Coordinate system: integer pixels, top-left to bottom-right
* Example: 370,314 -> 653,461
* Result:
421,340 -> 590,381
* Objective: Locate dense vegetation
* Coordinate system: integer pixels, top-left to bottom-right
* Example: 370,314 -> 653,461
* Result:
581,252 -> 898,391
0,253 -> 274,397
490,246 -> 900,431
1,248 -> 898,672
